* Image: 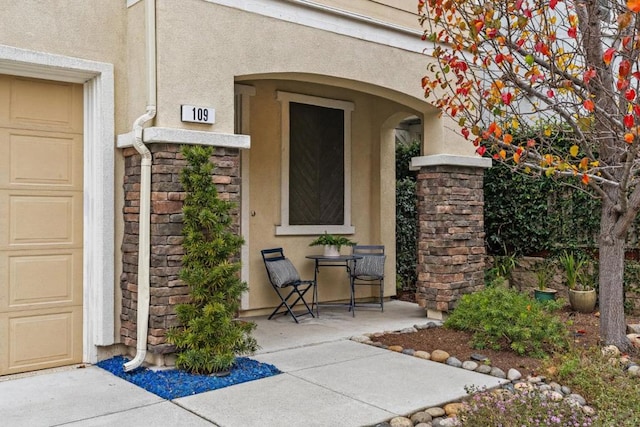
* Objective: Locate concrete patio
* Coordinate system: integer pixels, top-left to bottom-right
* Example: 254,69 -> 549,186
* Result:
0,301 -> 506,426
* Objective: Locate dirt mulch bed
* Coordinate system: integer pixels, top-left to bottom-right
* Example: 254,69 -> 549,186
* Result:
375,302 -> 639,378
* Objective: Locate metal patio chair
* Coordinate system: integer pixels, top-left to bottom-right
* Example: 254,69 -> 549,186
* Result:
349,245 -> 386,316
261,248 -> 316,323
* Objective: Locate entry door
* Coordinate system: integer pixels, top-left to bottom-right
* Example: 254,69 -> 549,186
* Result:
0,75 -> 83,375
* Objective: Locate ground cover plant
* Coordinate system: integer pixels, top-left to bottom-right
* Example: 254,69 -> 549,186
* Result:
550,348 -> 640,426
457,385 -> 595,426
444,287 -> 569,358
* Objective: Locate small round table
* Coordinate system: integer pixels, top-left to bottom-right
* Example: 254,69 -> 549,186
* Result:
305,254 -> 362,316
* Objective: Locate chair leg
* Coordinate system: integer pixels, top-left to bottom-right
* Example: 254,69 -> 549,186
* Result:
313,280 -> 319,317
348,279 -> 385,315
268,288 -> 300,323
349,277 -> 356,317
292,285 -> 315,318
268,284 -> 315,323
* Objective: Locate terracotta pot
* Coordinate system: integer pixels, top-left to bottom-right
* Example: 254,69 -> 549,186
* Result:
568,288 -> 597,313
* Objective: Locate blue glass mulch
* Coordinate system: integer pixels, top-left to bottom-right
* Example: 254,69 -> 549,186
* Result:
97,355 -> 281,400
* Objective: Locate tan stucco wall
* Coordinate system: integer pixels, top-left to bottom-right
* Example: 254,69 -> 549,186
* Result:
422,114 -> 474,156
155,1 -> 428,129
152,1 -> 473,153
1,0 -> 478,323
0,1 -> 131,344
242,79 -> 415,313
147,0 -> 475,314
0,2 -> 129,133
0,2 -> 124,55
310,0 -> 421,30
125,3 -> 149,129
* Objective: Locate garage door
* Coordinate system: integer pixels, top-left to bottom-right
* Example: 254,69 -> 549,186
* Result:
0,75 -> 83,375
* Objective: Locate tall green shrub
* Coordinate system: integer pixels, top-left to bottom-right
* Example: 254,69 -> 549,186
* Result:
483,129 -> 603,256
396,177 -> 417,290
395,139 -> 420,179
395,140 -> 420,290
166,145 -> 257,374
484,163 -> 555,255
484,163 -> 601,256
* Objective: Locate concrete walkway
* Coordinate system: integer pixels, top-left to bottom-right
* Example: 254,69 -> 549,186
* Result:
0,301 -> 505,426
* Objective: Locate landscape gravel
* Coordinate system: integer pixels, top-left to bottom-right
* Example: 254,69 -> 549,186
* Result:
97,355 -> 280,399
355,324 -> 622,427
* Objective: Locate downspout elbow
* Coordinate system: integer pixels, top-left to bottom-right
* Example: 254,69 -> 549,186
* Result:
132,107 -> 156,161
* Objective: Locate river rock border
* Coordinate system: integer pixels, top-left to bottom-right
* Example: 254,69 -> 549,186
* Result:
351,322 -> 640,427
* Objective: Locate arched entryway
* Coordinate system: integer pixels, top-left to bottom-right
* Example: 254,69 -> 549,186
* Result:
234,74 -> 430,316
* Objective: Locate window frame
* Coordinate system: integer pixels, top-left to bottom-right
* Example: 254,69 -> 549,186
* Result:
275,91 -> 355,236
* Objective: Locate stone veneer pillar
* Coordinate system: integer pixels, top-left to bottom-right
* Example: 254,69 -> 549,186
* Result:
120,144 -> 241,360
413,155 -> 491,319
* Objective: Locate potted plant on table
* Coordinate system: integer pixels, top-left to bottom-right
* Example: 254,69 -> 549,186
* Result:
533,261 -> 557,302
309,232 -> 355,257
559,251 -> 597,313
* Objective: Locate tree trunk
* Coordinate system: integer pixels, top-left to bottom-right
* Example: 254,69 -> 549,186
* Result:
599,204 -> 630,351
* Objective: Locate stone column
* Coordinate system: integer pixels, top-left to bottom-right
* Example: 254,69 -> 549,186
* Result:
413,155 -> 491,319
120,144 -> 241,361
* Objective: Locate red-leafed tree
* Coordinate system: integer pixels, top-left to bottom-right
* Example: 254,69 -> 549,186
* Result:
418,0 -> 640,350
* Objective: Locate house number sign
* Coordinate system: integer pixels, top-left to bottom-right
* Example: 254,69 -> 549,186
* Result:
181,105 -> 215,124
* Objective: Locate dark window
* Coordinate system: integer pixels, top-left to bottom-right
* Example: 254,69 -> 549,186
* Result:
288,102 -> 344,225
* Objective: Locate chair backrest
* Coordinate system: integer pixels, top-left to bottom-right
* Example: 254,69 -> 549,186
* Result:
352,245 -> 384,257
261,248 -> 301,287
352,245 -> 385,277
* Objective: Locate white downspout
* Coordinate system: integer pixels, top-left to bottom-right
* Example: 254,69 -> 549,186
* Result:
124,0 -> 157,372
